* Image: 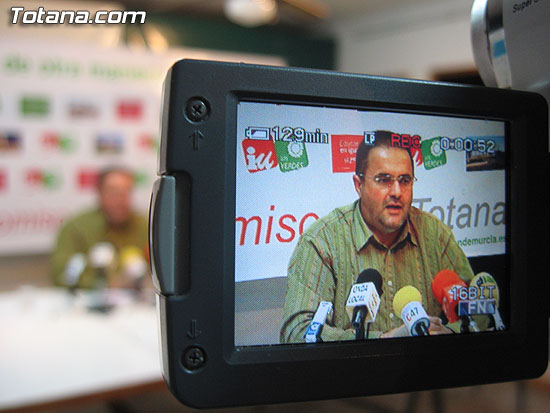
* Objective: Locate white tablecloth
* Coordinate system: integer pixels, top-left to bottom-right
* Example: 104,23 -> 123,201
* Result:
0,287 -> 162,410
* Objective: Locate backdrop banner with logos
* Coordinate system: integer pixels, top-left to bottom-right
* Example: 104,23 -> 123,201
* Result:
0,39 -> 284,255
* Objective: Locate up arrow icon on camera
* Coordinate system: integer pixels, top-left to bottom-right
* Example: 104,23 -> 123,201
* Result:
190,130 -> 204,150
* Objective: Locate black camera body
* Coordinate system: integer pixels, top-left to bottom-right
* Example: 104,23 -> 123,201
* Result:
150,59 -> 548,408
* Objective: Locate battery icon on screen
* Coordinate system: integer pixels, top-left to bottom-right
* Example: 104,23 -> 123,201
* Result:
245,127 -> 270,140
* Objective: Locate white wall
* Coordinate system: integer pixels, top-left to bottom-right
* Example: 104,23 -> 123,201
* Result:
330,0 -> 476,80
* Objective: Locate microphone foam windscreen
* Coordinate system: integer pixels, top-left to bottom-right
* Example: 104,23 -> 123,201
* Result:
89,242 -> 115,268
358,268 -> 383,295
119,246 -> 143,264
470,272 -> 500,303
392,286 -> 422,316
431,269 -> 460,303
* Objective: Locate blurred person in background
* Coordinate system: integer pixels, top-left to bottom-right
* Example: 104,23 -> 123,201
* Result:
51,166 -> 149,289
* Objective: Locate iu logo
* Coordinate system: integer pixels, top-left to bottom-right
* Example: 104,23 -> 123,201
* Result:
242,139 -> 278,173
0,170 -> 6,191
77,169 -> 99,190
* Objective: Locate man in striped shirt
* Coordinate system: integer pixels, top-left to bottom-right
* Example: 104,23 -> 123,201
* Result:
280,130 -> 475,343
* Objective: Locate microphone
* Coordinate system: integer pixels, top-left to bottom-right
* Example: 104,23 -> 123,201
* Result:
392,286 -> 430,336
304,301 -> 333,343
119,246 -> 148,290
88,242 -> 115,288
431,269 -> 479,333
431,269 -> 465,324
89,242 -> 115,268
346,269 -> 383,339
470,272 -> 505,330
64,252 -> 86,289
86,242 -> 115,312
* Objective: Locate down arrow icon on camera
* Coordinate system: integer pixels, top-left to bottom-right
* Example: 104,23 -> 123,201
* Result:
187,319 -> 202,339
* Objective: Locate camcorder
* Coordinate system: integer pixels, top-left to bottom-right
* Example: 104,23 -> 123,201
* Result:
149,58 -> 548,408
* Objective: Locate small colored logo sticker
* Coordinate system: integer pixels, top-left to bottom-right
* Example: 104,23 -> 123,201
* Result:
25,169 -> 61,190
274,141 -> 308,173
96,133 -> 124,154
77,169 -> 99,190
421,137 -> 447,170
116,100 -> 143,120
138,133 -> 158,152
20,96 -> 50,116
331,135 -> 362,173
242,139 -> 278,173
133,170 -> 149,188
0,170 -> 7,191
42,132 -> 77,153
0,132 -> 22,152
411,146 -> 423,167
68,101 -> 99,119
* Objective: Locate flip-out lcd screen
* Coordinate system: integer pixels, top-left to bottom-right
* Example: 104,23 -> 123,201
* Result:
150,59 -> 548,408
235,102 -> 507,346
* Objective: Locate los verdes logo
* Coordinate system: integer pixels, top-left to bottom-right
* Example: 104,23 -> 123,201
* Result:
274,141 -> 309,173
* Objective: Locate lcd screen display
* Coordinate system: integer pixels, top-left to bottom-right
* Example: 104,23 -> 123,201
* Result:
234,101 -> 506,346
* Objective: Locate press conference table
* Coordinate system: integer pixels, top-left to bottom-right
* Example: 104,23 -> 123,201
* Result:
0,287 -> 164,411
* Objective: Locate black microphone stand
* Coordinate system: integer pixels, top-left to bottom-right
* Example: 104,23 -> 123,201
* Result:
355,323 -> 365,340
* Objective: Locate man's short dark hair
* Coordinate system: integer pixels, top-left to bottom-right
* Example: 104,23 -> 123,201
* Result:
355,130 -> 415,176
97,166 -> 134,190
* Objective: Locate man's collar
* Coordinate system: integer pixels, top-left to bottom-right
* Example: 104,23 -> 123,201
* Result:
394,219 -> 418,250
352,201 -> 419,251
351,200 -> 373,252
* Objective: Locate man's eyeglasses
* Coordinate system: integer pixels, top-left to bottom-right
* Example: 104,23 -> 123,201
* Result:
357,173 -> 417,187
